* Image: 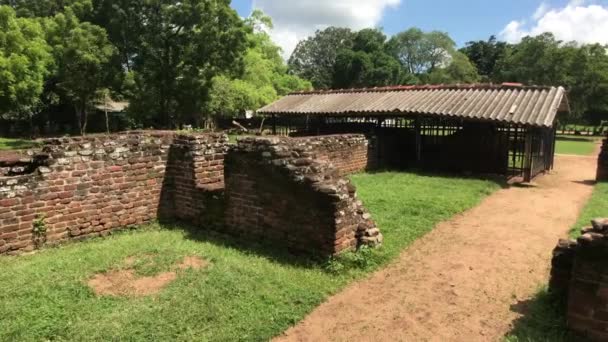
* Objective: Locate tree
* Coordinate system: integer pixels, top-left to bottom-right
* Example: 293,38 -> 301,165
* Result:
288,27 -> 355,89
460,36 -> 508,80
126,0 -> 247,128
425,51 -> 480,84
44,8 -> 115,135
206,10 -> 310,119
1,0 -> 92,18
332,28 -> 406,88
387,28 -> 456,75
0,6 -> 53,127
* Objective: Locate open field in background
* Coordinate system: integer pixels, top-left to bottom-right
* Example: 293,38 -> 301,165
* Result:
555,135 -> 600,156
0,172 -> 499,341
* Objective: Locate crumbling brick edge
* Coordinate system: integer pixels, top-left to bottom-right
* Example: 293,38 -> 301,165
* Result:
549,218 -> 608,341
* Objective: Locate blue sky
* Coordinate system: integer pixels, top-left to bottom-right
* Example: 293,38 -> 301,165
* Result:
230,0 -> 608,57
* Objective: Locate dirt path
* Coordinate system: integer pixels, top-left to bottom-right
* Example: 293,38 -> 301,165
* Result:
276,154 -> 597,342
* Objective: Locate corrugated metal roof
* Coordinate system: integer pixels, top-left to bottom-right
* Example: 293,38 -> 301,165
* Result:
258,84 -> 568,127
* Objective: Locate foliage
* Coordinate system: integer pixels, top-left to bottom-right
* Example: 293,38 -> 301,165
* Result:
0,6 -> 53,120
206,10 -> 310,119
386,28 -> 480,84
44,8 -> 115,135
459,36 -> 508,80
332,29 -> 405,88
288,27 -> 355,89
491,33 -> 608,123
124,0 -> 248,128
0,0 -> 92,18
0,172 -> 498,340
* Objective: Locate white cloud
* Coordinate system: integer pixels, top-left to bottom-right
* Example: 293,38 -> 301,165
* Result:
252,0 -> 401,59
499,0 -> 608,44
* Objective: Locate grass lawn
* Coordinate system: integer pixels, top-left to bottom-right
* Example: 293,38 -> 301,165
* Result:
505,182 -> 608,341
569,182 -> 608,238
0,137 -> 37,151
555,135 -> 599,156
0,172 -> 499,341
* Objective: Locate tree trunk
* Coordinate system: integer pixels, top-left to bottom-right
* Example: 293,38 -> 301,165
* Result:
81,106 -> 88,136
105,96 -> 110,134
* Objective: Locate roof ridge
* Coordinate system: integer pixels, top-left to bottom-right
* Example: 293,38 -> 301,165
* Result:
289,83 -> 560,95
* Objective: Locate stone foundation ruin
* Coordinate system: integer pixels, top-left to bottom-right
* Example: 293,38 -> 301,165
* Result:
550,219 -> 608,341
0,131 -> 381,257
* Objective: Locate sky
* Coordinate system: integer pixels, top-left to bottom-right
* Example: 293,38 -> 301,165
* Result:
230,0 -> 608,59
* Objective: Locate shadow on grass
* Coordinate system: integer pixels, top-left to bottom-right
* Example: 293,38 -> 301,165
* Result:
557,136 -> 599,143
364,167 -> 510,189
158,220 -> 329,271
506,287 -> 589,342
572,180 -> 597,186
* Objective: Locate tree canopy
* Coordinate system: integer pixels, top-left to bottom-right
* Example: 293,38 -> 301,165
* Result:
0,2 -> 607,134
0,6 -> 53,119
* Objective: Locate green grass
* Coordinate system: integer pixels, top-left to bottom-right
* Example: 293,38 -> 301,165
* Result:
0,172 -> 499,341
570,182 -> 608,238
555,135 -> 599,156
504,287 -> 571,342
0,137 -> 37,151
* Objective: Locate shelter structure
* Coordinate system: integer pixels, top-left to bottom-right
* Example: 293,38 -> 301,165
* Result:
258,84 -> 569,181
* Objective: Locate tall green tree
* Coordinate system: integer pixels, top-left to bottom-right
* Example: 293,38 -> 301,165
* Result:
387,28 -> 455,74
1,0 -> 92,18
332,28 -> 405,88
0,6 -> 53,123
125,0 -> 247,128
207,10 -> 311,119
44,8 -> 115,135
288,27 -> 355,89
460,36 -> 508,81
387,27 -> 479,84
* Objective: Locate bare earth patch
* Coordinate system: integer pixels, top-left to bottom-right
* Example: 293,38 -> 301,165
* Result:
88,256 -> 208,297
275,154 -> 598,341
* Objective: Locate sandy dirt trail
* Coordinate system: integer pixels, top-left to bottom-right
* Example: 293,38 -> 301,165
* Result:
275,152 -> 598,342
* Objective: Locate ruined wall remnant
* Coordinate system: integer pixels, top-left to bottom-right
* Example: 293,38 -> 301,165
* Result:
298,134 -> 372,175
0,131 -> 226,255
597,136 -> 608,181
549,219 -> 608,341
224,136 -> 382,257
163,134 -> 228,230
1,131 -> 380,257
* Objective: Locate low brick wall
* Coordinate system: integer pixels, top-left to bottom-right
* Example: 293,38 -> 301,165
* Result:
0,131 -> 226,255
164,134 -> 228,230
550,219 -> 608,341
1,132 -> 380,257
224,136 -> 382,256
597,136 -> 608,181
298,134 -> 372,175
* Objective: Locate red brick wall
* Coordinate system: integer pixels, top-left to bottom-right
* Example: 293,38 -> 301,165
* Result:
224,136 -> 382,257
549,219 -> 608,340
0,131 -> 227,255
297,134 -> 371,175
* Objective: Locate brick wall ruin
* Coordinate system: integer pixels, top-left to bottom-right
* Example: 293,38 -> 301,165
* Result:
550,219 -> 608,341
225,136 -> 382,256
301,134 -> 373,175
0,131 -> 380,257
